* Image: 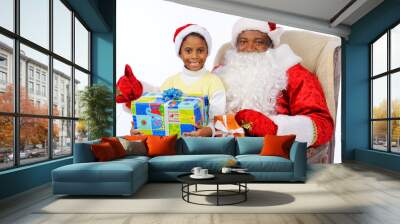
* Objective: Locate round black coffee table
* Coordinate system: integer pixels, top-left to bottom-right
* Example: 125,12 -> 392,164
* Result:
177,173 -> 255,206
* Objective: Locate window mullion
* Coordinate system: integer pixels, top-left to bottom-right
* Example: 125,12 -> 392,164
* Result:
13,0 -> 20,167
71,11 -> 76,154
49,0 -> 54,160
387,30 -> 391,152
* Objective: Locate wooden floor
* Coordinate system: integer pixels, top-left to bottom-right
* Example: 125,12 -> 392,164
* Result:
1,162 -> 400,224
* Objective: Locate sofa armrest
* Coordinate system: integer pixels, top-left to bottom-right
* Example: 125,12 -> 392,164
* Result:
289,141 -> 307,181
73,141 -> 99,163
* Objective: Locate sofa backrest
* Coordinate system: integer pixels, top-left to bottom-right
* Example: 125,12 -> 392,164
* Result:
177,137 -> 236,155
235,137 -> 264,155
73,139 -> 100,163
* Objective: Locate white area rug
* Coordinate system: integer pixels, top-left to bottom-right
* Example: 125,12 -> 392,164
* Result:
38,183 -> 361,214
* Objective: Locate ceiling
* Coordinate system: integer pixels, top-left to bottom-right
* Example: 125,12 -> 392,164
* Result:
165,0 -> 384,38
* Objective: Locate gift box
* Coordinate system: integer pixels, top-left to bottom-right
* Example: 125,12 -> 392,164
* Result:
214,114 -> 245,137
131,92 -> 209,137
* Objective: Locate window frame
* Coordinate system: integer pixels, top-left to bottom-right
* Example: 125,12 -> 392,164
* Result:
370,21 -> 400,154
0,0 -> 92,171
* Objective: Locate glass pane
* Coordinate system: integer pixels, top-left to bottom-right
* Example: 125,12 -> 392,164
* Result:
74,69 -> 89,118
372,33 -> 387,76
53,0 -> 72,60
0,116 -> 14,170
391,120 -> 400,153
53,119 -> 72,157
20,117 -> 49,165
0,0 -> 14,31
391,24 -> 400,70
75,120 -> 88,143
0,34 -> 14,112
53,59 -> 72,117
20,0 -> 49,49
20,44 -> 49,115
372,121 -> 388,151
74,18 -> 89,70
372,77 -> 387,119
392,72 -> 400,118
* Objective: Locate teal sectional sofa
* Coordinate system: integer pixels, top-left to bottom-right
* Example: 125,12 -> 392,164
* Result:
52,137 -> 307,196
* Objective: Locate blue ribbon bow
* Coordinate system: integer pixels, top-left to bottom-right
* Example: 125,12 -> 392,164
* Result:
162,88 -> 183,101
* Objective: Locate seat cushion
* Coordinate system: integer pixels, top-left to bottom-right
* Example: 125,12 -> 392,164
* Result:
236,155 -> 293,172
149,154 -> 235,172
52,158 -> 147,183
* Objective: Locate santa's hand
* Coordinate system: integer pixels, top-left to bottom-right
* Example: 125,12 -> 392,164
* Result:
235,109 -> 277,136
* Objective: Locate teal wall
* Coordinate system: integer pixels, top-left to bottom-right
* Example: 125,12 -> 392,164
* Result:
0,158 -> 72,199
343,0 -> 400,171
91,32 -> 115,136
0,0 -> 116,200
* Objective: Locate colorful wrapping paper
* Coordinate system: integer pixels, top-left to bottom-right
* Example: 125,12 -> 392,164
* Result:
131,92 -> 209,137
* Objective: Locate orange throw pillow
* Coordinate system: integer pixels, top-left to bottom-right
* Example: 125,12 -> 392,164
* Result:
101,137 -> 126,158
146,135 -> 177,157
91,142 -> 117,161
260,134 -> 296,159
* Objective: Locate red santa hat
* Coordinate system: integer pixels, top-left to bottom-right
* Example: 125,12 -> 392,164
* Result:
173,24 -> 212,56
116,64 -> 143,109
231,18 -> 283,48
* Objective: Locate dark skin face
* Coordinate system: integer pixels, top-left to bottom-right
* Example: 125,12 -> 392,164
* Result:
237,30 -> 271,52
179,35 -> 208,71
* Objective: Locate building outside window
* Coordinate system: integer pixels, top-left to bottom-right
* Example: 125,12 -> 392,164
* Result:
371,23 -> 400,154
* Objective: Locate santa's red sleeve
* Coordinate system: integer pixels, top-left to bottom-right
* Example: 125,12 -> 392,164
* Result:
272,64 -> 334,147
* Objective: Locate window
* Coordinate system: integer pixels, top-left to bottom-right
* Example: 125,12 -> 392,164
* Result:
0,0 -> 14,32
28,81 -> 34,94
35,70 -> 41,81
0,54 -> 7,67
42,85 -> 46,97
35,83 -> 40,95
371,23 -> 400,154
75,18 -> 89,70
28,67 -> 34,80
20,0 -> 49,49
0,0 -> 91,170
0,54 -> 7,86
0,71 -> 6,85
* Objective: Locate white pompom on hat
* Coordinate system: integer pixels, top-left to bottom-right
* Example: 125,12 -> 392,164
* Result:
231,18 -> 283,48
173,24 -> 212,56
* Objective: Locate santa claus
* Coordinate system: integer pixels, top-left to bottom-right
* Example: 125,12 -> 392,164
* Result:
214,18 -> 334,148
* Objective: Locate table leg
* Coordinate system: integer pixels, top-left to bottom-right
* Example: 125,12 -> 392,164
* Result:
195,184 -> 197,192
217,184 -> 219,206
245,183 -> 247,201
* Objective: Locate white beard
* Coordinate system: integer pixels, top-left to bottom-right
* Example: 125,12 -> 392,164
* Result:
216,49 -> 287,116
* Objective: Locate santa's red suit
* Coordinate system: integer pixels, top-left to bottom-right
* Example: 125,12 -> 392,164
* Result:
216,43 -> 334,148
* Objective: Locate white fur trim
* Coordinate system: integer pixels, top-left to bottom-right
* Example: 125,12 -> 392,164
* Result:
174,24 -> 212,56
269,44 -> 302,71
270,114 -> 315,147
231,18 -> 283,48
216,49 -> 287,115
